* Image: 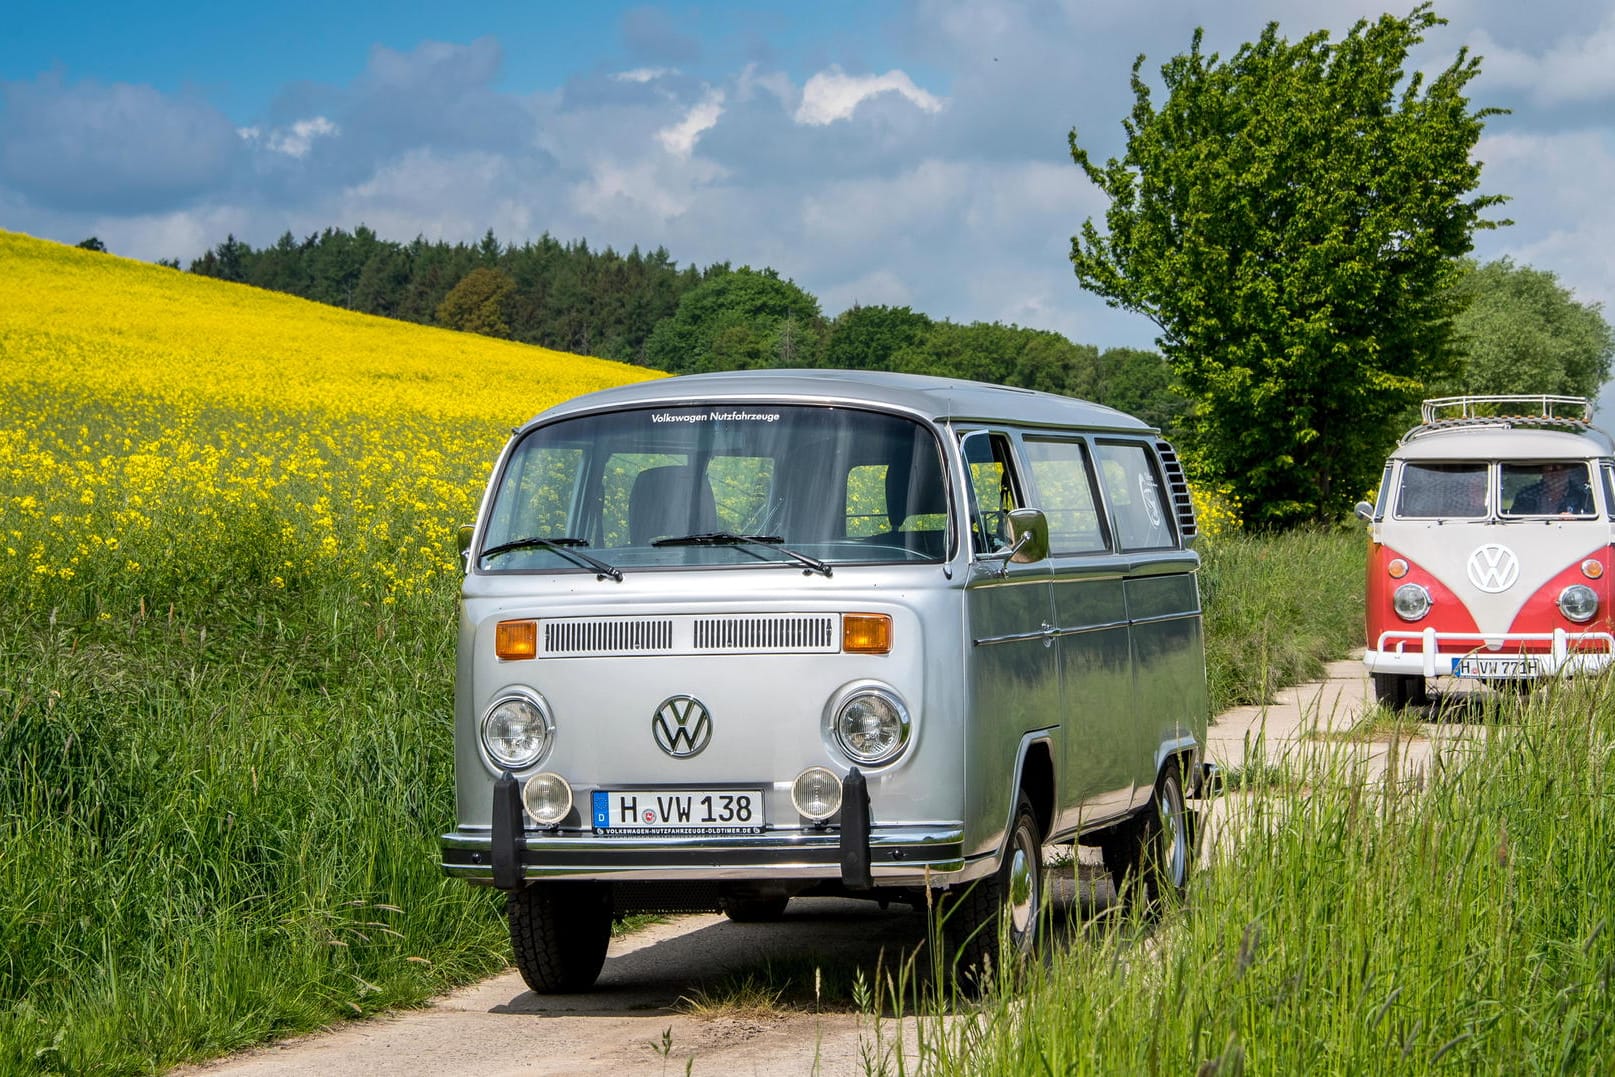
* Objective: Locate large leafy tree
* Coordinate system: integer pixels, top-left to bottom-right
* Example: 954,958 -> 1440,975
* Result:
1069,4 -> 1506,527
1440,258 -> 1614,399
643,266 -> 825,373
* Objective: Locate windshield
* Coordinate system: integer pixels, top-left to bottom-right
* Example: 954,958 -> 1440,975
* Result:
479,404 -> 951,572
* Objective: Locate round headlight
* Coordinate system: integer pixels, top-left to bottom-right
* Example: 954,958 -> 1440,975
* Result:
792,766 -> 843,821
832,687 -> 911,765
522,772 -> 573,825
480,691 -> 553,770
1559,584 -> 1599,623
1392,583 -> 1432,622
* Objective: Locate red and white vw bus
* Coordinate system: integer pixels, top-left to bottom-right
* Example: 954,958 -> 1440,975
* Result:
1359,396 -> 1615,708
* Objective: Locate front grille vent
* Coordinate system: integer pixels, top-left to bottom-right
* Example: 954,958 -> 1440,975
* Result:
538,613 -> 841,657
543,618 -> 673,656
693,614 -> 837,652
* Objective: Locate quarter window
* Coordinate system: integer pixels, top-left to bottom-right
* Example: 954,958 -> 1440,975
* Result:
960,432 -> 1023,554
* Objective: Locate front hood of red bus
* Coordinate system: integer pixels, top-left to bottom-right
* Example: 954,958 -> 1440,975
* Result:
1367,521 -> 1613,650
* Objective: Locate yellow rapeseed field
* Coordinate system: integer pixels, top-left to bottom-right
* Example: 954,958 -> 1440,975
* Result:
0,230 -> 663,610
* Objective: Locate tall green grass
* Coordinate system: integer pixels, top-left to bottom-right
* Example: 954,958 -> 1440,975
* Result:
0,581 -> 511,1074
890,676 -> 1613,1074
1198,528 -> 1366,710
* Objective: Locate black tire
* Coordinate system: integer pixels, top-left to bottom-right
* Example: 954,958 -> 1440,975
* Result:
1104,760 -> 1192,913
507,881 -> 612,993
718,894 -> 790,922
942,791 -> 1042,990
1373,672 -> 1426,710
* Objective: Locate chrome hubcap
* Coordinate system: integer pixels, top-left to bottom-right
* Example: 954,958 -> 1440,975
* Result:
1006,830 -> 1037,945
1159,783 -> 1187,888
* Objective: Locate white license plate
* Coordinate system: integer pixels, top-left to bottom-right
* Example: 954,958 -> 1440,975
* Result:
591,788 -> 764,834
1453,655 -> 1541,679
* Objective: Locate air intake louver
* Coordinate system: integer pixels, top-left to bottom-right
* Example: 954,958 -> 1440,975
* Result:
1155,440 -> 1199,542
693,614 -> 837,652
537,614 -> 840,657
543,618 -> 674,656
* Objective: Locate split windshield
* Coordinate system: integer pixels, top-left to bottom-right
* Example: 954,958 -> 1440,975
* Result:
1395,460 -> 1599,519
479,404 -> 950,572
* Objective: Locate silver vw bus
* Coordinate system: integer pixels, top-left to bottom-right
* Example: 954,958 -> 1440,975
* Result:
441,370 -> 1209,990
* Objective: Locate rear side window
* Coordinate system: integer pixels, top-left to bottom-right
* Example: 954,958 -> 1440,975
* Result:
1093,441 -> 1175,551
1396,463 -> 1488,519
1023,438 -> 1109,554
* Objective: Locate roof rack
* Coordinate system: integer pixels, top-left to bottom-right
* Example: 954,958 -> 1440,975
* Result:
1420,395 -> 1592,423
1404,395 -> 1601,442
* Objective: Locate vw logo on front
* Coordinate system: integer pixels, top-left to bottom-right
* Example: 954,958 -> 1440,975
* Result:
1467,543 -> 1520,593
652,695 -> 713,758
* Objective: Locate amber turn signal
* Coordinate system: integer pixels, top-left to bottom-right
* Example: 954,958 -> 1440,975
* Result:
496,619 -> 538,660
843,613 -> 892,654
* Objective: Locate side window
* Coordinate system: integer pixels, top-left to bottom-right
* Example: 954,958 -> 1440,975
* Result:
1023,438 -> 1109,554
1603,463 -> 1615,520
1093,441 -> 1176,551
960,431 -> 1023,554
1373,464 -> 1393,521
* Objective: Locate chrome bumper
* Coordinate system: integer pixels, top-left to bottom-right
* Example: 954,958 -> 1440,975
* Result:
440,824 -> 969,885
1367,628 -> 1615,678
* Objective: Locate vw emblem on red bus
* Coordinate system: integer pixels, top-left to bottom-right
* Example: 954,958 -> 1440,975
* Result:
652,695 -> 713,758
1467,543 -> 1520,593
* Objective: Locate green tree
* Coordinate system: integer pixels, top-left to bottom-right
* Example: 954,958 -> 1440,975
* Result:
823,304 -> 934,370
1439,258 -> 1614,398
435,266 -> 516,337
75,236 -> 107,252
643,266 -> 825,373
1069,4 -> 1506,527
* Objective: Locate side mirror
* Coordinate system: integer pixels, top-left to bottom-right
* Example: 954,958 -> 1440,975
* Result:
1354,501 -> 1375,523
457,524 -> 475,573
1005,508 -> 1050,564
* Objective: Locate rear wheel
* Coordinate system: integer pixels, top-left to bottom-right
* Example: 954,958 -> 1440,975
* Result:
942,791 -> 1042,990
1103,760 -> 1192,913
1373,672 -> 1426,710
507,881 -> 613,993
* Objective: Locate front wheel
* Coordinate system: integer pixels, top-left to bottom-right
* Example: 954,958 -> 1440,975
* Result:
507,881 -> 613,993
942,791 -> 1042,989
1373,672 -> 1426,710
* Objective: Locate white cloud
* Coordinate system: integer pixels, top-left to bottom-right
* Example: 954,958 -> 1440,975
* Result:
614,67 -> 674,84
1470,14 -> 1615,105
794,66 -> 945,126
656,90 -> 724,158
268,117 -> 339,158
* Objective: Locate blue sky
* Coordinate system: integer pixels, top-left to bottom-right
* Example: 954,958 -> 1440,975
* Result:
5,0 -> 1614,405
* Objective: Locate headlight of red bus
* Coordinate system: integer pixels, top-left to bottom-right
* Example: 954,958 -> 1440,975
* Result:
1392,583 -> 1431,621
1559,584 -> 1599,623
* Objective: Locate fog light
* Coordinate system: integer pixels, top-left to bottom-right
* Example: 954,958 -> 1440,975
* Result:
522,772 -> 573,825
792,766 -> 843,821
1559,584 -> 1599,623
1392,583 -> 1431,621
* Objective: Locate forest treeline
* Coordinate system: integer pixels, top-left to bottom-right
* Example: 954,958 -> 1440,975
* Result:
182,226 -> 1189,434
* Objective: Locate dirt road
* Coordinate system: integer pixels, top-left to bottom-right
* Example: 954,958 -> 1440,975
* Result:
178,658 -> 1401,1077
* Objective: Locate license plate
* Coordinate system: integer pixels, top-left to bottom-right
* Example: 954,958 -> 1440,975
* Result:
1453,655 -> 1541,679
591,788 -> 764,835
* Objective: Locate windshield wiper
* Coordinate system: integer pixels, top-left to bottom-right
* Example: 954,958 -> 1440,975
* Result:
652,531 -> 833,578
478,536 -> 624,582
